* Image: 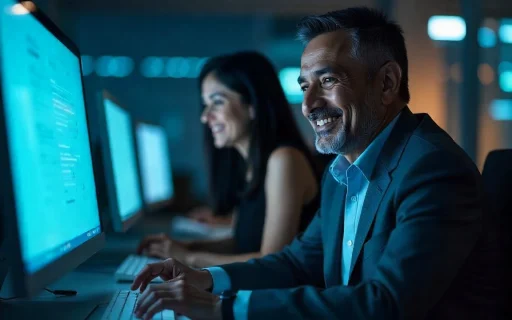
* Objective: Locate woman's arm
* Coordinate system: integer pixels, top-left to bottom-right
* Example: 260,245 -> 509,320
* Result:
184,147 -> 318,268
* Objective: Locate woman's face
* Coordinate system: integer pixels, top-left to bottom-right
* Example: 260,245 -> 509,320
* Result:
201,72 -> 253,149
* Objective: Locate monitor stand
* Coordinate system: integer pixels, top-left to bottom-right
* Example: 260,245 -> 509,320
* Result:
0,244 -> 98,319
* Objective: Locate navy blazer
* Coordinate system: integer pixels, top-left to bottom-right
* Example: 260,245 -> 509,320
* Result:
220,107 -> 503,319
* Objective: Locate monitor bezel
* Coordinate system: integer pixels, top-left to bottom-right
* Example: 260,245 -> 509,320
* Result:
96,90 -> 144,232
0,1 -> 105,297
134,120 -> 175,212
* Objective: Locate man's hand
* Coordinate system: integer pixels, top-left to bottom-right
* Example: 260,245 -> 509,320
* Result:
134,277 -> 222,320
131,258 -> 213,293
137,233 -> 190,260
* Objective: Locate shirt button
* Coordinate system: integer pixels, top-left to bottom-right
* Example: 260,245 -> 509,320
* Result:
347,240 -> 353,246
350,196 -> 357,202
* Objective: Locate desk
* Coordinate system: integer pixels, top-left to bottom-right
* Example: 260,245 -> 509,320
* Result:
0,217 -> 203,320
0,253 -> 133,319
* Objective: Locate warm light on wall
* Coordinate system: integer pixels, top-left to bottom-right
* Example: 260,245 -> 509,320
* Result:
449,63 -> 461,83
478,64 -> 494,85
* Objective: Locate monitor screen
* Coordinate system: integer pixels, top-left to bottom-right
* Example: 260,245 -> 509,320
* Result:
104,99 -> 143,220
0,2 -> 101,274
136,123 -> 174,205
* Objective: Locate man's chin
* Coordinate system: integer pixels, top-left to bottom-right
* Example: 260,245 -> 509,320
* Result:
315,142 -> 338,155
213,139 -> 227,149
315,135 -> 345,155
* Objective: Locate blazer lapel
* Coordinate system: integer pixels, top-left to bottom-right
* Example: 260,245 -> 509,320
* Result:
348,163 -> 390,278
325,182 -> 347,286
347,107 -> 420,281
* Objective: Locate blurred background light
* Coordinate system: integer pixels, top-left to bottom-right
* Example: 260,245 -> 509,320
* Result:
140,56 -> 165,78
478,27 -> 497,48
93,55 -> 134,77
113,56 -> 134,77
10,3 -> 29,15
450,63 -> 461,83
499,19 -> 512,43
428,16 -> 466,41
279,67 -> 303,104
499,71 -> 512,92
490,99 -> 512,121
81,55 -> 94,76
478,64 -> 494,85
195,57 -> 209,77
95,55 -> 114,77
499,61 -> 512,74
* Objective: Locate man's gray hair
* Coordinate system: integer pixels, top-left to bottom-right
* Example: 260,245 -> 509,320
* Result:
297,7 -> 410,103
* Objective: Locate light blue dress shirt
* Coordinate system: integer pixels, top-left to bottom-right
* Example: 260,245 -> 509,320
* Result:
206,113 -> 401,320
329,112 -> 399,285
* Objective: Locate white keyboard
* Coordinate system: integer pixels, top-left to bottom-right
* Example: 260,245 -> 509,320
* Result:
101,290 -> 175,320
170,216 -> 233,240
114,255 -> 163,282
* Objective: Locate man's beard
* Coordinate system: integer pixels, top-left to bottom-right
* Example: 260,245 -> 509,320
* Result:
314,94 -> 381,155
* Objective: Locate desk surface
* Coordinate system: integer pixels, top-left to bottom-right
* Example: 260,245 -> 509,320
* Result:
1,248 -> 136,319
0,216 -> 216,320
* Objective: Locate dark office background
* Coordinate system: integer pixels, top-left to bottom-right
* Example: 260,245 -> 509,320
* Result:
30,0 -> 512,206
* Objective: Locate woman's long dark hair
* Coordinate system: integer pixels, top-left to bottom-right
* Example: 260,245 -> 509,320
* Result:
199,51 -> 308,216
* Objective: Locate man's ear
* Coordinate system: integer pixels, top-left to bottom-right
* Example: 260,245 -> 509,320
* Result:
379,61 -> 402,105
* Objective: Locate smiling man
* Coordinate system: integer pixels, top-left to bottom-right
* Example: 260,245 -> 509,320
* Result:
131,7 -> 502,320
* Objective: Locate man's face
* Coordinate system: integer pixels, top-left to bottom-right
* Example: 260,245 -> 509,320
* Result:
299,31 -> 383,155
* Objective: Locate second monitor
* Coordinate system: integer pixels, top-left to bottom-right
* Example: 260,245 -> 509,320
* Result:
135,121 -> 174,212
97,91 -> 144,232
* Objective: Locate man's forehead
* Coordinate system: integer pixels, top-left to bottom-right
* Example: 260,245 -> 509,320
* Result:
301,31 -> 352,70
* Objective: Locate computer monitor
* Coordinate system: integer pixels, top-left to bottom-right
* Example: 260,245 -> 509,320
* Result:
135,122 -> 174,211
97,91 -> 144,232
0,1 -> 104,297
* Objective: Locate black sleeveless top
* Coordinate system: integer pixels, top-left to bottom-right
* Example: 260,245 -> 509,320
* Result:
233,144 -> 321,254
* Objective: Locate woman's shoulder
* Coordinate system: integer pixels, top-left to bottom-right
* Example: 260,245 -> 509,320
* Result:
266,145 -> 311,173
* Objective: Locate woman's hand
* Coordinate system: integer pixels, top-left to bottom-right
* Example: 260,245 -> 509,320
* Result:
188,206 -> 233,226
187,206 -> 215,224
137,233 -> 191,260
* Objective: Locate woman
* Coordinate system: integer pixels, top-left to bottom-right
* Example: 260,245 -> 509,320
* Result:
137,51 -> 320,268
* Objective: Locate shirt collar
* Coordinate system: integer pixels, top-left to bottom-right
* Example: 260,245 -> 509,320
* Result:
329,112 -> 401,184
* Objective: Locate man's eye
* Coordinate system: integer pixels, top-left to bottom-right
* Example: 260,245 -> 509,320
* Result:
321,77 -> 338,88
